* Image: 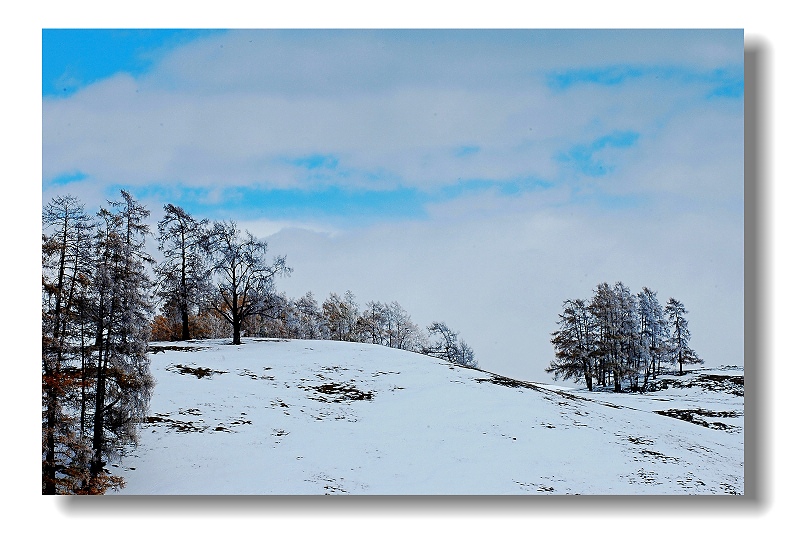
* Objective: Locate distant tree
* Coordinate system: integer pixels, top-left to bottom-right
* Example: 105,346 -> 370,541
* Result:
322,290 -> 360,342
385,301 -> 425,352
360,301 -> 389,345
637,287 -> 668,385
665,298 -> 702,375
423,321 -> 477,368
294,292 -> 327,339
614,282 -> 641,391
547,299 -> 595,390
589,282 -> 616,389
207,221 -> 290,345
154,204 -> 211,341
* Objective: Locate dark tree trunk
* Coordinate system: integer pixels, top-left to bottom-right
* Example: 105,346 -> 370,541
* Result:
181,307 -> 190,341
43,391 -> 57,494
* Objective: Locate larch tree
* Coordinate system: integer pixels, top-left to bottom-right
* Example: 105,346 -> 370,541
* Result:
589,282 -> 616,389
614,281 -> 641,391
547,298 -> 595,390
637,287 -> 667,385
665,297 -> 702,375
322,290 -> 361,342
423,321 -> 477,368
207,221 -> 291,345
42,195 -> 95,494
154,204 -> 211,341
295,292 -> 327,339
88,191 -> 155,492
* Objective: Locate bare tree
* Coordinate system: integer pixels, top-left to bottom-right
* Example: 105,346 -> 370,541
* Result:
207,221 -> 290,345
423,321 -> 477,368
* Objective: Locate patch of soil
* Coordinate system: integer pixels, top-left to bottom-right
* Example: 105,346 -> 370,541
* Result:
644,373 -> 744,396
166,363 -> 228,379
149,345 -> 209,354
144,414 -> 208,433
640,449 -> 679,463
310,382 -> 374,403
476,374 -> 539,391
655,408 -> 741,431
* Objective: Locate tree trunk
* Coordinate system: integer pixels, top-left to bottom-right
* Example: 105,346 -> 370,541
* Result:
181,307 -> 190,341
233,318 -> 241,345
43,391 -> 57,494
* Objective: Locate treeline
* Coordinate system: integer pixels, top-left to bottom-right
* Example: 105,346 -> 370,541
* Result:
155,287 -> 476,370
43,193 -> 476,493
546,281 -> 702,393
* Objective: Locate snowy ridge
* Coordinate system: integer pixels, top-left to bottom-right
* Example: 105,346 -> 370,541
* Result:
113,338 -> 743,495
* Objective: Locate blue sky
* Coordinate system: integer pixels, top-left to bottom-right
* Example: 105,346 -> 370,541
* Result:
42,29 -> 744,380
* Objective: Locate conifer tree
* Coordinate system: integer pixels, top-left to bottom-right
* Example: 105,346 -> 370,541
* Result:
547,298 -> 595,390
88,191 -> 154,492
42,195 -> 95,494
665,297 -> 702,375
154,204 -> 211,340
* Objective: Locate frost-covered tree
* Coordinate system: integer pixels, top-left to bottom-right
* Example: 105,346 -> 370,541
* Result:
637,287 -> 667,384
423,321 -> 477,368
154,204 -> 211,341
361,301 -> 389,345
614,282 -> 641,390
550,283 -> 703,392
207,221 -> 291,345
88,191 -> 155,492
322,290 -> 361,342
665,297 -> 702,375
547,298 -> 595,390
294,291 -> 327,340
385,301 -> 425,352
42,195 -> 95,494
589,282 -> 617,389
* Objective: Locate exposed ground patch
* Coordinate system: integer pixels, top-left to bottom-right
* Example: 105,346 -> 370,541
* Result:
645,373 -> 744,396
475,374 -> 539,391
655,408 -> 741,431
166,363 -> 228,379
309,382 -> 374,403
149,345 -> 210,354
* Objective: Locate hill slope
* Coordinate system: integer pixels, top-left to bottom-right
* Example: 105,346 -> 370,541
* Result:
112,339 -> 743,495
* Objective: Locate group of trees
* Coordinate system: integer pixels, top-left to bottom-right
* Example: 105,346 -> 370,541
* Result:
146,205 -> 476,369
151,205 -> 290,346
44,193 -> 477,493
228,289 -> 478,368
42,193 -> 290,494
546,281 -> 702,392
42,192 -> 154,494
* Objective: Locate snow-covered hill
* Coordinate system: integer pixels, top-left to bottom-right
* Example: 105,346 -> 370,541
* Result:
112,338 -> 743,495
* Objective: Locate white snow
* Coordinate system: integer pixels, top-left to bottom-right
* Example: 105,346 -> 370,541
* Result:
112,338 -> 743,495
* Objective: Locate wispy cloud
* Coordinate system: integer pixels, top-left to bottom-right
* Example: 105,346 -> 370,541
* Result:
555,130 -> 640,177
288,154 -> 340,171
547,64 -> 744,101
